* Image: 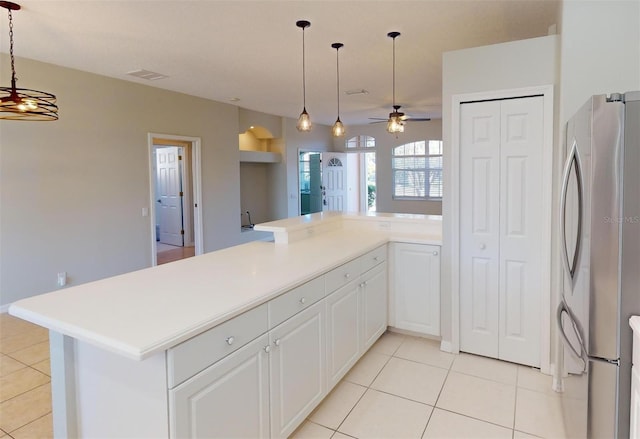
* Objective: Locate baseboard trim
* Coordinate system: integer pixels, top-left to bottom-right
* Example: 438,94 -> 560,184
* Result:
440,340 -> 453,353
0,303 -> 11,314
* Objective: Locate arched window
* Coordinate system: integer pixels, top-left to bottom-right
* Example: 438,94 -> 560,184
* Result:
392,140 -> 443,200
346,135 -> 375,149
327,157 -> 343,167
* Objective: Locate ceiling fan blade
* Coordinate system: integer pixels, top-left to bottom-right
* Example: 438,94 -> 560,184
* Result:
368,117 -> 388,121
404,117 -> 431,122
369,120 -> 386,124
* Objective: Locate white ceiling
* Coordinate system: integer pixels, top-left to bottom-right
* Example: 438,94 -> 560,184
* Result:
1,0 -> 559,126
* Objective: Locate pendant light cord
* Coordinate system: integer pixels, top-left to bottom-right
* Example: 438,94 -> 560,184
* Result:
302,26 -> 306,109
8,8 -> 17,87
336,46 -> 340,117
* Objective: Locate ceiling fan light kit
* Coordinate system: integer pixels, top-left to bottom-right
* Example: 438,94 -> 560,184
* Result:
0,1 -> 58,121
386,31 -> 404,135
331,42 -> 345,137
295,20 -> 312,132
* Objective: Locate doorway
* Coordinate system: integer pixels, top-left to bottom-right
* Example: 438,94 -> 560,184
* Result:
148,134 -> 203,266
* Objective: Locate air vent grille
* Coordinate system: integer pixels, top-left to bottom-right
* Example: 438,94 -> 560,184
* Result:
126,69 -> 168,81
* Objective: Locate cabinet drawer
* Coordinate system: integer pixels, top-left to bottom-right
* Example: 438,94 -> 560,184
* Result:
325,258 -> 361,294
360,245 -> 387,273
269,276 -> 325,328
167,303 -> 268,388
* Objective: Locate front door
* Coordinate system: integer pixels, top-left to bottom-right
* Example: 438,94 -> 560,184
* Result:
156,146 -> 184,246
322,153 -> 347,212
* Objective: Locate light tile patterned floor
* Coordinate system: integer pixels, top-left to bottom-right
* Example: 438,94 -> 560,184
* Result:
0,314 -> 565,439
0,313 -> 52,438
292,331 -> 567,439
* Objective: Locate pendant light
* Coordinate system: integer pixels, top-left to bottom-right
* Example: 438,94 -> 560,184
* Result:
296,20 -> 311,132
331,42 -> 345,137
386,31 -> 404,135
0,1 -> 58,121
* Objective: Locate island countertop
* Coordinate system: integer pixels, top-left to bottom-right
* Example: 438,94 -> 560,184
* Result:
9,214 -> 441,361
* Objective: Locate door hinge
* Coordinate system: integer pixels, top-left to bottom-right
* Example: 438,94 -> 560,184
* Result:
179,191 -> 184,197
180,230 -> 185,235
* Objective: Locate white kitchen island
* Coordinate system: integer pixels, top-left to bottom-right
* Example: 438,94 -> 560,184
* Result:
9,212 -> 442,439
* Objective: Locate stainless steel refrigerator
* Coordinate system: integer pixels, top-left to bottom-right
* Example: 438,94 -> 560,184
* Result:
558,91 -> 640,438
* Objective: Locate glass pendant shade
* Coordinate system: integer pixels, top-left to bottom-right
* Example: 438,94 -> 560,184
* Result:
297,107 -> 312,131
0,2 -> 58,121
296,20 -> 311,132
332,118 -> 345,137
331,42 -> 344,137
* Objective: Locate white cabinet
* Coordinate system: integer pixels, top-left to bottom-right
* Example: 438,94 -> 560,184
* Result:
169,245 -> 388,439
391,243 -> 440,336
361,263 -> 388,350
459,96 -> 545,367
170,334 -> 271,439
326,280 -> 361,388
269,301 -> 326,438
326,245 -> 387,388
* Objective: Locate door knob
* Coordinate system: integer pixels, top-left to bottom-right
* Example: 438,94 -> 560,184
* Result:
432,251 -> 439,256
225,336 -> 235,346
264,345 -> 271,353
274,339 -> 281,347
299,297 -> 306,305
479,243 -> 486,250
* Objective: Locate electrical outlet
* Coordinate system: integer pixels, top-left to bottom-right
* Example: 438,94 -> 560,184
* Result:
57,272 -> 67,287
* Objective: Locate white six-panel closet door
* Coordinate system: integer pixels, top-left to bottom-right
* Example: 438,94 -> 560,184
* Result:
460,96 -> 543,367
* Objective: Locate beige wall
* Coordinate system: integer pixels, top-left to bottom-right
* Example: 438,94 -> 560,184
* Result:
558,0 -> 640,123
0,56 -> 245,306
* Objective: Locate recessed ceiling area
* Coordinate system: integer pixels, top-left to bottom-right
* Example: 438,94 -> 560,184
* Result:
0,1 -> 560,126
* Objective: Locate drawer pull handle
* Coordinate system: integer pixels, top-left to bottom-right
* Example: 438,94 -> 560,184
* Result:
433,250 -> 439,256
226,336 -> 235,346
345,273 -> 351,279
264,345 -> 271,353
274,339 -> 281,347
299,297 -> 306,305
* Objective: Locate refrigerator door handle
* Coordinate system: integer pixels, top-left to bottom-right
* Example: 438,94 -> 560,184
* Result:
560,139 -> 584,286
556,298 -> 588,372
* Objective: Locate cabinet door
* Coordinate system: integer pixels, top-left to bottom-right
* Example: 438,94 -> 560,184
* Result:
326,280 -> 361,388
270,301 -> 326,438
392,243 -> 440,336
169,334 -> 270,439
361,262 -> 388,350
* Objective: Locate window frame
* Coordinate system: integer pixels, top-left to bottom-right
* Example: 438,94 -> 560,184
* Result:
391,140 -> 443,201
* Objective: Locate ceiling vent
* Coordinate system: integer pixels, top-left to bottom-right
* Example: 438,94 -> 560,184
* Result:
126,69 -> 168,81
345,89 -> 369,96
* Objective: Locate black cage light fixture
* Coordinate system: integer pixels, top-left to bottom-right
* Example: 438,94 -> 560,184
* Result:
386,31 -> 404,135
0,1 -> 58,121
295,20 -> 311,132
331,42 -> 345,137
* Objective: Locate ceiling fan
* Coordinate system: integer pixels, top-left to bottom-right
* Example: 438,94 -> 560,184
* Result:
368,105 -> 431,124
370,31 -> 430,132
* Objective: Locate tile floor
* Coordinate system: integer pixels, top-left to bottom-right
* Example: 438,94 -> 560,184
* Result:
0,313 -> 52,438
291,331 -> 567,439
0,313 -> 566,439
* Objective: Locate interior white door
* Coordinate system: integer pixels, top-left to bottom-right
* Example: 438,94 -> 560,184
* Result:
497,96 -> 543,366
459,96 -> 544,367
156,146 -> 184,246
322,153 -> 347,212
460,100 -> 501,358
